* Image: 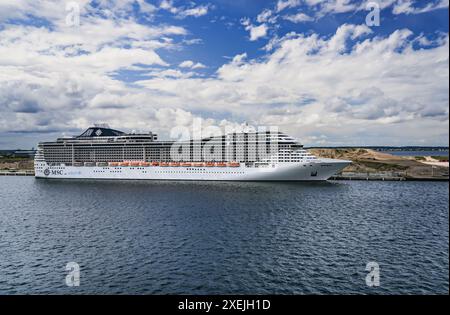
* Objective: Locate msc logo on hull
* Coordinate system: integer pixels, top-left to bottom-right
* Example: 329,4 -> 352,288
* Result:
44,169 -> 63,176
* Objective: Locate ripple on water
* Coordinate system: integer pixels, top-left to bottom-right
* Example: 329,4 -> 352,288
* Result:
0,177 -> 448,294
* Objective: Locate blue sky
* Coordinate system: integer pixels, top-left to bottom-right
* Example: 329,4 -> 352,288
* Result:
0,0 -> 448,148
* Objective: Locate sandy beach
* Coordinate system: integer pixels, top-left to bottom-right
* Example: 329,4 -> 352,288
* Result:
420,156 -> 449,168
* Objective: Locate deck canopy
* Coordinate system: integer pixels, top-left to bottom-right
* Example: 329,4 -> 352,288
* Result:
77,127 -> 125,138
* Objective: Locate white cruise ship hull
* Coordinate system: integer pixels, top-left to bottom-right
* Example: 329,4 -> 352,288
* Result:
35,159 -> 350,181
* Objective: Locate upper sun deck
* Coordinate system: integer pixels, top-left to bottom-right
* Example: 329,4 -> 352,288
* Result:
40,125 -> 303,149
47,125 -> 158,144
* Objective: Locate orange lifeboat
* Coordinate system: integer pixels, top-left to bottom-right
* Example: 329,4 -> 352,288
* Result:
109,162 -> 120,167
181,162 -> 192,167
216,162 -> 227,167
151,161 -> 160,166
119,162 -> 129,167
140,162 -> 150,167
227,162 -> 240,167
193,162 -> 204,167
160,162 -> 169,167
205,162 -> 215,167
129,161 -> 141,167
169,162 -> 180,167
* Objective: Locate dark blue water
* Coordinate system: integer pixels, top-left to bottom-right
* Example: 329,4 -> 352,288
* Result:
0,177 -> 448,294
383,150 -> 449,157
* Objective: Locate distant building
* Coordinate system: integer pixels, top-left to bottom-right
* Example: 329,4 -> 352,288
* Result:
13,150 -> 36,158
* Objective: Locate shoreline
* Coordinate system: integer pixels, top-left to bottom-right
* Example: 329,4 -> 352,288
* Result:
0,170 -> 448,181
330,175 -> 448,181
1,148 -> 448,181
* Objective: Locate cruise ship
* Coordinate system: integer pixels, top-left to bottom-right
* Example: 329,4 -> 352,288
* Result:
34,125 -> 351,181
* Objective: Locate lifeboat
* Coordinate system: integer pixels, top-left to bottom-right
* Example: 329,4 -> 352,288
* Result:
160,162 -> 169,167
151,162 -> 160,166
205,162 -> 215,167
216,162 -> 227,167
139,162 -> 150,167
227,162 -> 240,167
169,162 -> 180,167
108,162 -> 120,167
129,161 -> 141,167
119,162 -> 129,167
193,162 -> 204,167
181,162 -> 192,167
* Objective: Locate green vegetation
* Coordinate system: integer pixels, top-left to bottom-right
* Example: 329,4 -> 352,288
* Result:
415,156 -> 426,161
358,161 -> 408,171
431,156 -> 449,162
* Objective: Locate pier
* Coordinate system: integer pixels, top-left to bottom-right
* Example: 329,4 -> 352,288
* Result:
330,175 -> 406,181
0,170 -> 35,176
330,172 -> 448,181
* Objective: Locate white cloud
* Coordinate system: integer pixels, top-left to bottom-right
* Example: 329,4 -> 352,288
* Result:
0,1 -> 448,147
257,9 -> 278,24
179,60 -> 206,69
241,18 -> 268,41
327,24 -> 372,52
178,6 -> 209,18
320,0 -> 357,14
132,25 -> 448,145
276,0 -> 301,12
283,12 -> 314,23
136,0 -> 157,14
249,24 -> 268,41
0,0 -> 197,145
282,0 -> 448,18
159,0 -> 179,14
392,0 -> 449,15
159,0 -> 210,19
0,0 -> 88,23
231,53 -> 248,65
2,22 -> 449,146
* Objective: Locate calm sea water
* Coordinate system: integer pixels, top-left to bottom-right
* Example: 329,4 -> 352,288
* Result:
0,177 -> 448,294
383,150 -> 449,157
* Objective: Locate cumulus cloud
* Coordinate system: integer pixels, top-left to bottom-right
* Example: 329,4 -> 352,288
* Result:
0,0 -> 197,144
0,1 -> 448,147
276,0 -> 301,13
257,9 -> 278,24
281,0 -> 448,18
283,12 -> 314,23
178,5 -> 209,18
133,25 -> 449,145
179,60 -> 206,69
159,0 -> 179,14
159,0 -> 210,19
392,0 -> 449,15
319,0 -> 357,14
248,24 -> 268,41
241,18 -> 268,41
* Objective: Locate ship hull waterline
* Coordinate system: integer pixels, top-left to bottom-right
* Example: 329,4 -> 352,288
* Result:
35,160 -> 351,181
